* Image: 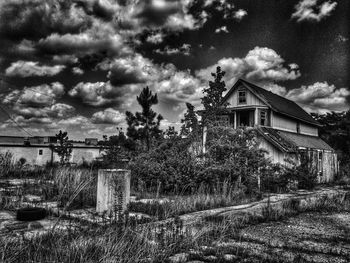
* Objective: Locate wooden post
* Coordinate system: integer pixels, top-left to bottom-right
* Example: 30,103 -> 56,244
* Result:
96,169 -> 131,218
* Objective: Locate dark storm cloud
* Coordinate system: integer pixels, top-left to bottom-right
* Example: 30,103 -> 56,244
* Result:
0,0 -> 90,41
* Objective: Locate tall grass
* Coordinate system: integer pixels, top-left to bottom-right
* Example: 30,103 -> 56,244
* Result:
130,182 -> 256,220
0,151 -> 46,178
49,167 -> 97,209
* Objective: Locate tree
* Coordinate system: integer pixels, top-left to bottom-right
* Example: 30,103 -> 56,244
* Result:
126,86 -> 163,151
101,128 -> 136,167
312,110 -> 350,162
180,102 -> 199,138
201,66 -> 228,126
164,126 -> 178,139
55,130 -> 73,165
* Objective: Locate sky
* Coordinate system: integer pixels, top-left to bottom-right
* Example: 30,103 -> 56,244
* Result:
0,0 -> 349,140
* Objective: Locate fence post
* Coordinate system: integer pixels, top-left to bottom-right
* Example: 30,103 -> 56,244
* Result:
96,169 -> 131,220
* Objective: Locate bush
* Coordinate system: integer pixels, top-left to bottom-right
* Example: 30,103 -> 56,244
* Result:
130,126 -> 274,196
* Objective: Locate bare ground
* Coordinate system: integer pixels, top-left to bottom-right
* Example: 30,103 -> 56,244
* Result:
213,212 -> 350,263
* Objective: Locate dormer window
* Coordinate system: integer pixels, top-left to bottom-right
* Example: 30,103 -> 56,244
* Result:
238,90 -> 246,104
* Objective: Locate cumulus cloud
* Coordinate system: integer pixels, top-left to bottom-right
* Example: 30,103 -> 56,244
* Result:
215,26 -> 229,33
286,82 -> 350,112
104,54 -> 158,85
3,82 -> 65,107
233,9 -> 247,21
291,0 -> 337,22
146,32 -> 165,44
5,61 -> 65,77
0,0 -> 89,41
91,108 -> 125,124
69,81 -> 135,107
196,46 -> 301,88
154,44 -> 191,56
204,0 -> 247,20
72,67 -> 84,75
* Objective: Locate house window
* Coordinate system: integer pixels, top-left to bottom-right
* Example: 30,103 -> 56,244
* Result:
296,122 -> 300,133
238,90 -> 247,104
318,151 -> 323,175
260,110 -> 267,126
39,149 -> 43,155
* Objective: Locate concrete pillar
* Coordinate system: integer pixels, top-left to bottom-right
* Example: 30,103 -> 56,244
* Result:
96,169 -> 131,217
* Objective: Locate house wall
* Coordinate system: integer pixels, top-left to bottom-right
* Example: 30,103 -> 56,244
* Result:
258,137 -> 293,165
0,145 -> 102,166
258,138 -> 337,183
305,150 -> 338,183
300,123 -> 318,136
272,113 -> 297,133
226,86 -> 265,107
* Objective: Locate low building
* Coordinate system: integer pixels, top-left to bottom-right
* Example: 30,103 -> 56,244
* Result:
0,135 -> 102,166
203,79 -> 338,183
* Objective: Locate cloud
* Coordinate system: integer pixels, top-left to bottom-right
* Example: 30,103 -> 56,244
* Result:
5,61 -> 65,77
154,44 -> 191,56
91,108 -> 125,124
286,81 -> 350,112
69,81 -> 135,107
72,67 -> 84,75
105,54 -> 158,85
204,0 -> 247,20
215,26 -> 229,33
196,46 -> 301,88
146,32 -> 165,44
0,0 -> 90,41
291,0 -> 337,22
152,70 -> 204,110
233,9 -> 247,21
3,82 -> 65,107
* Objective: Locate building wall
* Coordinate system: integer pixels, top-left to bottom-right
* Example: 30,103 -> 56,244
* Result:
272,113 -> 297,133
0,145 -> 102,166
0,146 -> 51,166
258,137 -> 293,165
258,138 -> 337,183
300,123 -> 318,136
226,85 -> 265,107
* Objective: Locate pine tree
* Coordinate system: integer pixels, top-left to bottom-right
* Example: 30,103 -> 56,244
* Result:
180,102 -> 199,138
54,130 -> 72,165
201,66 -> 228,126
126,86 -> 163,151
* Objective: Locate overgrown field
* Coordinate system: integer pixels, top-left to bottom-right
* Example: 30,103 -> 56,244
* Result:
1,188 -> 350,262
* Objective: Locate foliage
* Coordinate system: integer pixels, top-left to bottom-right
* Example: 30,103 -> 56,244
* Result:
126,86 -> 163,151
101,129 -> 135,168
201,66 -> 228,126
130,125 -> 273,196
54,130 -> 73,165
129,137 -> 198,194
312,110 -> 350,163
203,126 -> 271,194
180,102 -> 200,138
163,126 -> 178,139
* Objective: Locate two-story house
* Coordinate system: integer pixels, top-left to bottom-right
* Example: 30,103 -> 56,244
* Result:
203,79 -> 338,183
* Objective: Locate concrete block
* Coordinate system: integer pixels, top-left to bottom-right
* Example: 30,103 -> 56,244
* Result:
96,169 -> 131,217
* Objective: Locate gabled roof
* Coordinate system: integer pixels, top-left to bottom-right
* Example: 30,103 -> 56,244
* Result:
222,79 -> 320,126
257,127 -> 334,152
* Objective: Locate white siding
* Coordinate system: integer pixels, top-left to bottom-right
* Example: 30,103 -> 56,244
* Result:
259,138 -> 287,164
300,123 -> 318,136
272,113 -> 297,133
226,86 -> 266,107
